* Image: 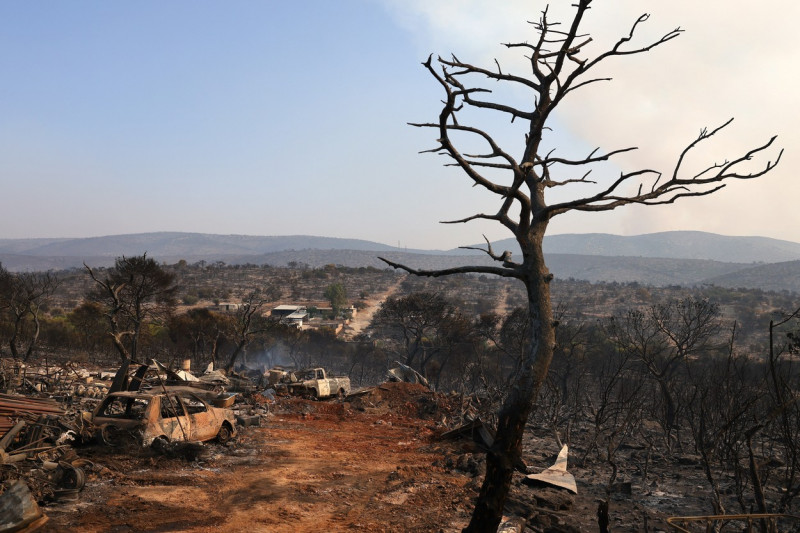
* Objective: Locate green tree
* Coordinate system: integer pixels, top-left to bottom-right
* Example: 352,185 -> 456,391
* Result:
380,2 -> 781,530
323,282 -> 348,317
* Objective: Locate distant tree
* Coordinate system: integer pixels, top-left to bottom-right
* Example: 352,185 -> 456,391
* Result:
0,264 -> 60,360
369,291 -> 480,388
379,2 -> 781,529
323,282 -> 348,316
604,297 -> 722,448
85,254 -> 179,362
371,292 -> 457,372
66,301 -> 108,355
223,286 -> 280,372
168,308 -> 226,367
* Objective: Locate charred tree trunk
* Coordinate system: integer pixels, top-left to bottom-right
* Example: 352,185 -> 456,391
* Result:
109,332 -> 132,362
465,235 -> 555,532
225,340 -> 247,373
657,378 -> 677,448
22,313 -> 41,361
8,314 -> 22,359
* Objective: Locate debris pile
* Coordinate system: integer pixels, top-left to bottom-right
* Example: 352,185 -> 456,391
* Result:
0,480 -> 48,532
0,393 -> 68,460
0,356 -> 251,532
347,381 -> 460,420
386,361 -> 430,388
0,390 -> 87,532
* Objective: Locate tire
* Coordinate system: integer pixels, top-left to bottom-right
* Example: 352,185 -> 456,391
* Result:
59,466 -> 86,491
337,389 -> 346,401
216,423 -> 233,444
151,436 -> 170,454
100,425 -> 125,447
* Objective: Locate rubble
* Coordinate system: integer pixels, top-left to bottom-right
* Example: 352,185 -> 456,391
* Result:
0,480 -> 48,532
497,516 -> 526,533
440,418 -> 496,452
0,394 -> 68,460
440,418 -> 528,473
0,356 -> 738,531
386,361 -> 430,388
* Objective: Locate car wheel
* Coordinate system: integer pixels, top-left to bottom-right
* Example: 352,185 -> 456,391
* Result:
217,423 -> 233,444
58,465 -> 86,491
151,436 -> 170,454
100,424 -> 125,447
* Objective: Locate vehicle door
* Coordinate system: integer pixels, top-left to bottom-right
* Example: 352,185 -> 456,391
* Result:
316,369 -> 331,397
157,393 -> 192,442
94,394 -> 149,432
178,392 -> 219,442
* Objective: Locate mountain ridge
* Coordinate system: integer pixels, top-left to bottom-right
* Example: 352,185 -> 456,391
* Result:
1,231 -> 799,293
2,230 -> 799,263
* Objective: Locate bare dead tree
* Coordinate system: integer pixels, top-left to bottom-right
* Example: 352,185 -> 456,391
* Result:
0,265 -> 60,361
578,336 -> 645,481
370,291 -> 459,374
223,287 -> 280,372
684,323 -> 757,516
605,298 -> 722,451
168,308 -> 227,367
378,2 -> 781,529
85,254 -> 179,362
765,308 -> 800,512
535,306 -> 589,449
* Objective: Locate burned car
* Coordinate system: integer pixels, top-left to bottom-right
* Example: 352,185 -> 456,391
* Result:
91,386 -> 237,447
272,367 -> 351,400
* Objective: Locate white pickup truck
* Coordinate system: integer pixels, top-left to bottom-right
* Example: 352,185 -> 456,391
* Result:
286,368 -> 351,400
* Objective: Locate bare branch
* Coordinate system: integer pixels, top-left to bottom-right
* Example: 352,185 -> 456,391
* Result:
447,161 -> 515,171
439,56 -> 542,91
540,146 -> 638,168
378,256 -> 520,279
441,213 -> 502,225
459,235 -> 521,268
545,120 -> 780,216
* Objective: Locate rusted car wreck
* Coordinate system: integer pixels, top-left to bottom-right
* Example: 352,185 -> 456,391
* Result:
268,367 -> 351,400
92,386 -> 237,447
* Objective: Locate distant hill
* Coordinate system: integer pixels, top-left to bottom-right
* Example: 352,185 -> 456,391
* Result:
4,230 -> 799,264
476,231 -> 800,264
0,254 -> 109,272
702,260 -> 800,293
545,254 -> 750,286
0,233 -> 410,258
1,231 -> 799,293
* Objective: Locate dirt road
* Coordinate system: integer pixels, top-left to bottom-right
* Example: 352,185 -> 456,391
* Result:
345,276 -> 405,338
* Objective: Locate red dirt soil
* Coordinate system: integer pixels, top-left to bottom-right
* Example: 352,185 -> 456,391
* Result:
39,383 -> 478,533
34,381 -> 694,532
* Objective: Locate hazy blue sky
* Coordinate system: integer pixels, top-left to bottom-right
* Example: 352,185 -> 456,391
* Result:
1,1 -> 795,249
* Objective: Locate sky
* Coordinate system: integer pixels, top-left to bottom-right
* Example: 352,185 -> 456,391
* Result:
0,1 -> 796,250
